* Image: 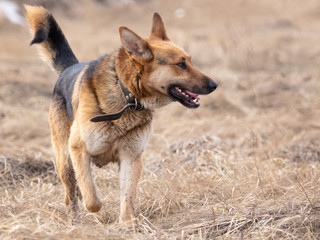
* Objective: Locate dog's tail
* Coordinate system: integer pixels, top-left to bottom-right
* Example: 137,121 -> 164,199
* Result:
25,5 -> 78,73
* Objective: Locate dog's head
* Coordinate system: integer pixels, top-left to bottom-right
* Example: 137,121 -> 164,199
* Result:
119,13 -> 217,109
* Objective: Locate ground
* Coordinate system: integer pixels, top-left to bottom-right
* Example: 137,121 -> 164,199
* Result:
0,0 -> 320,239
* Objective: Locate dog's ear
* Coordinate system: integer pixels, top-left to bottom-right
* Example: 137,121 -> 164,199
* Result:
150,12 -> 169,41
119,27 -> 153,60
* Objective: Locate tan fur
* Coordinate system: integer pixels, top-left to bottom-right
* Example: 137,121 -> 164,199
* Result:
27,7 -> 217,224
71,65 -> 88,119
25,5 -> 49,32
25,5 -> 57,71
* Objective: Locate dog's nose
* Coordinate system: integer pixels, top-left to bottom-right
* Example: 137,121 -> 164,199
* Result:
207,80 -> 218,92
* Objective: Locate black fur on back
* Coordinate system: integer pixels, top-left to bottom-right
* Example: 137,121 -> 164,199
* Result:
53,62 -> 88,121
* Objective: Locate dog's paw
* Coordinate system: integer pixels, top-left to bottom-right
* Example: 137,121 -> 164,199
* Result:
84,197 -> 102,213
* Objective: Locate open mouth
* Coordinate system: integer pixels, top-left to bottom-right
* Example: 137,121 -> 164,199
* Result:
168,86 -> 200,108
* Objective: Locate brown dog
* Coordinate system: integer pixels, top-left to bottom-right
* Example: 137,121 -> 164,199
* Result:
25,5 -> 217,223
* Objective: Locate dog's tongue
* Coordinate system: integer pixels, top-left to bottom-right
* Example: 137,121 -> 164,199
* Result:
185,90 -> 199,100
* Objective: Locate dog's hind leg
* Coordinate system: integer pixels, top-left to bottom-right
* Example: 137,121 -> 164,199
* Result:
49,101 -> 80,218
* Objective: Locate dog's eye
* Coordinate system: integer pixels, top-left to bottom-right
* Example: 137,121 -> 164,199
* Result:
176,62 -> 187,70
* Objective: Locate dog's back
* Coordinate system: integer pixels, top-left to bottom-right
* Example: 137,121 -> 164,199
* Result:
53,62 -> 88,121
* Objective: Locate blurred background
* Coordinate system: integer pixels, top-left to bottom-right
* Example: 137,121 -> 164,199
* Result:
0,0 -> 320,238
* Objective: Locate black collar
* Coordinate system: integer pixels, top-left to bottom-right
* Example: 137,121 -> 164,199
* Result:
90,72 -> 144,122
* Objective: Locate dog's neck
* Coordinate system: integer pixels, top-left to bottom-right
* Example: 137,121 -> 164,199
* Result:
115,69 -> 145,112
115,48 -> 149,99
90,60 -> 144,122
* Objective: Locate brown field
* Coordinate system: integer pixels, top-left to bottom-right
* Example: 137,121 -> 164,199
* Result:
1,0 -> 320,239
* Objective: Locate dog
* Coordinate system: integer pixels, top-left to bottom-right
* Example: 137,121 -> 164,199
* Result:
25,5 -> 217,224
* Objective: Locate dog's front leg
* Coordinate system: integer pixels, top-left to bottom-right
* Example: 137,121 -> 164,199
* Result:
119,152 -> 142,224
69,125 -> 102,213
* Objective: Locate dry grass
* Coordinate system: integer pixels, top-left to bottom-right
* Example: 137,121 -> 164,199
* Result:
1,0 -> 320,239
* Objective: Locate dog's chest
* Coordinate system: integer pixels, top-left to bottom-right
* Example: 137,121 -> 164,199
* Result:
84,110 -> 153,158
87,122 -> 151,167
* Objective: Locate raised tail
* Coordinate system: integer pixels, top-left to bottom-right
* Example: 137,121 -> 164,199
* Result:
25,5 -> 78,73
